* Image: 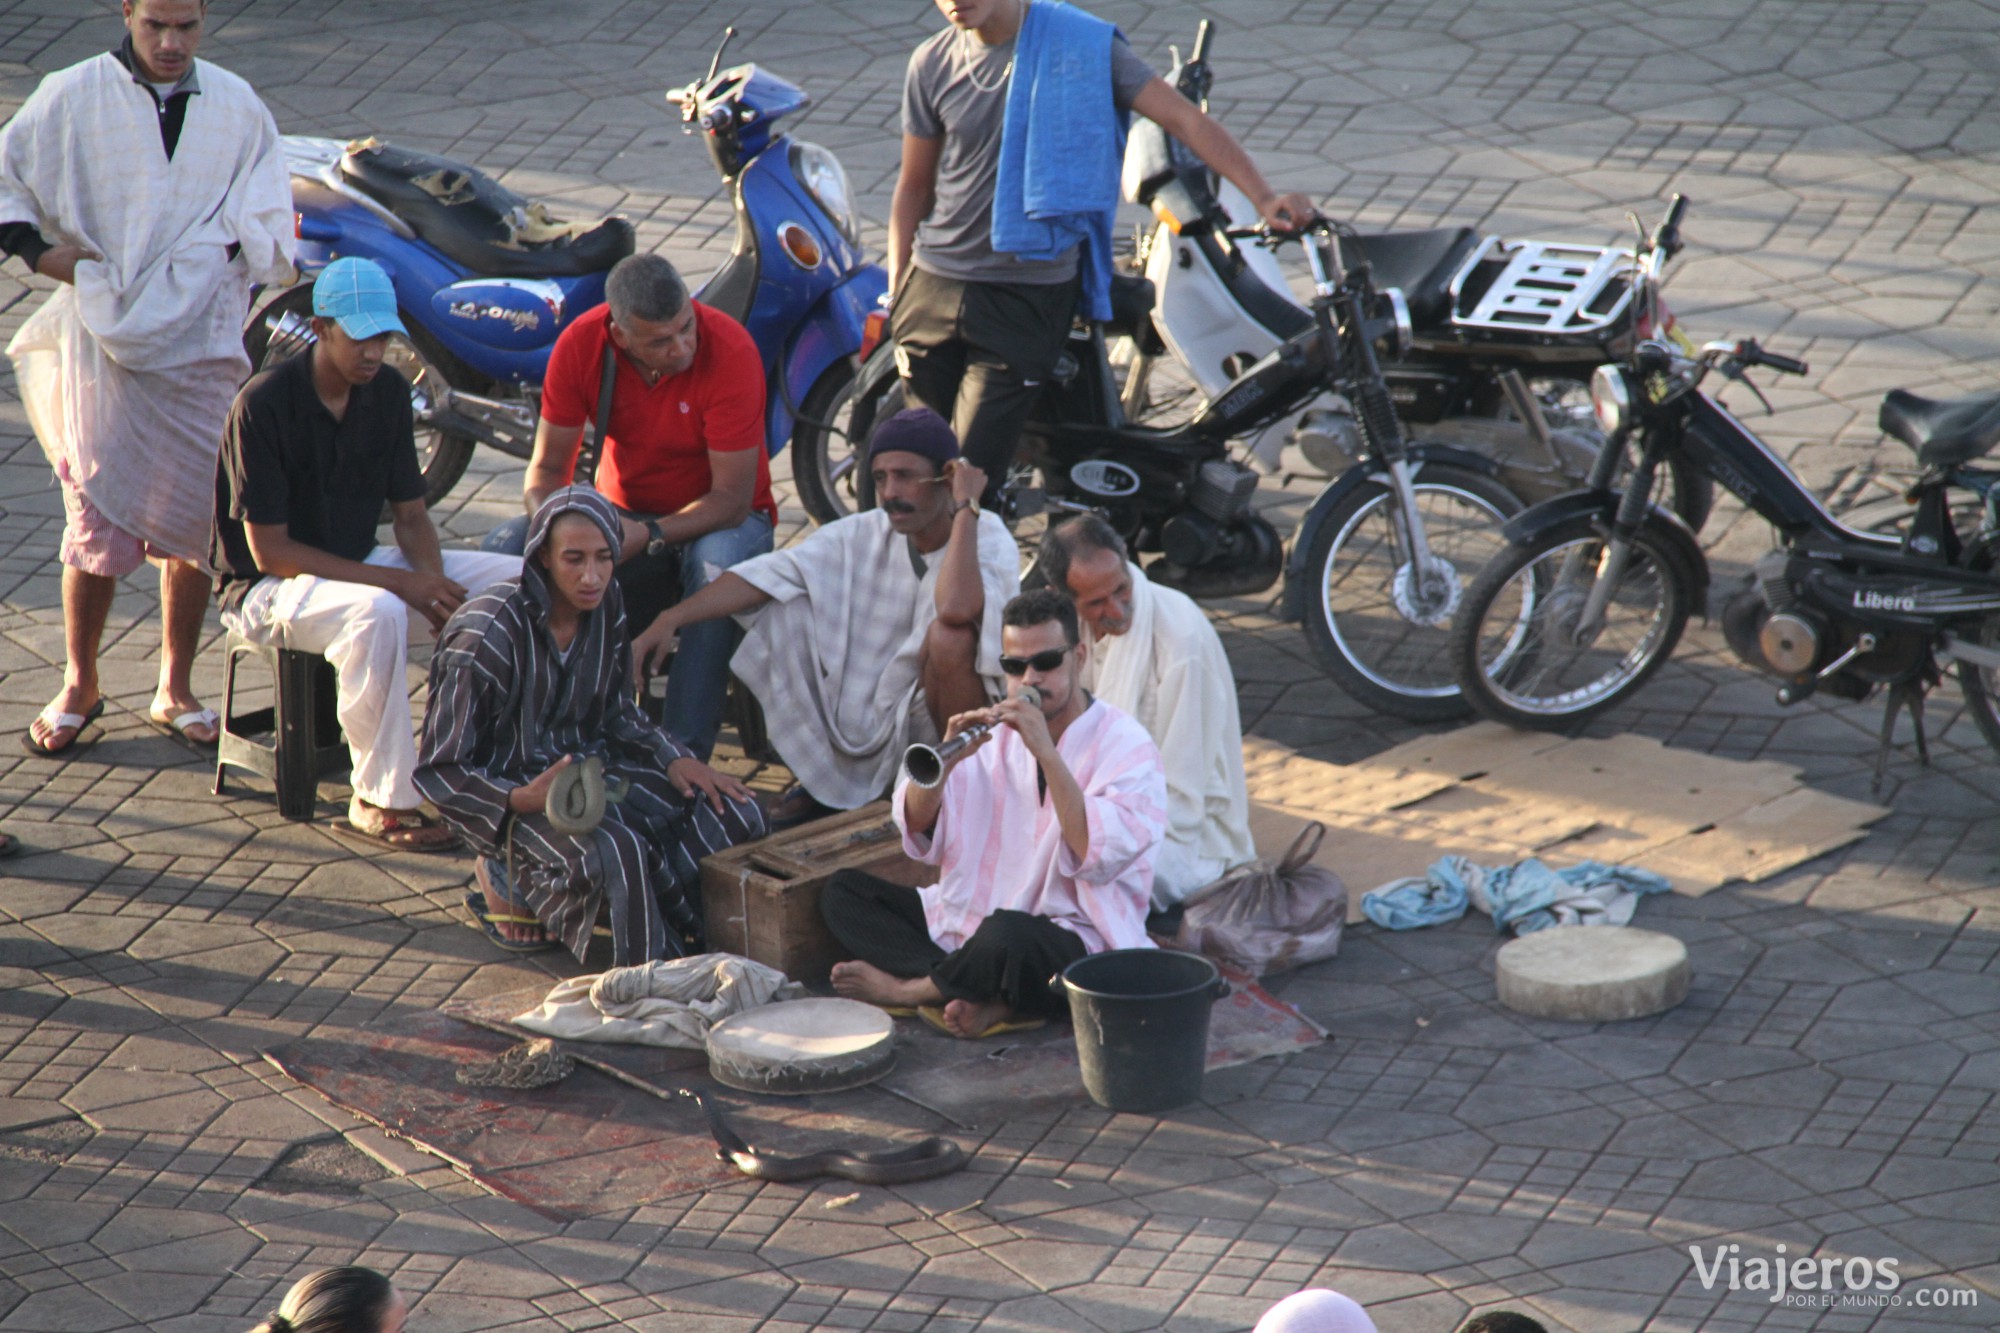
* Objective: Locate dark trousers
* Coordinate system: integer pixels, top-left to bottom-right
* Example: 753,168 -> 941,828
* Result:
890,267 -> 1081,495
820,869 -> 1086,1019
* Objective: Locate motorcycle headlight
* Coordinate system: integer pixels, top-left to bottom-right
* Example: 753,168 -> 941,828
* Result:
790,141 -> 859,246
1591,363 -> 1633,436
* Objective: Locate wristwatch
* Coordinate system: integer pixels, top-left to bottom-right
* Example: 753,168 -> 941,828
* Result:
951,497 -> 979,518
644,518 -> 668,556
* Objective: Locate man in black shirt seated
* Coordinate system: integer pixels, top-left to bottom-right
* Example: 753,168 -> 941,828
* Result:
212,257 -> 520,849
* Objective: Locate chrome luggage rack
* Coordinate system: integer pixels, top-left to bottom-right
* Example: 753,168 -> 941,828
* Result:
1448,237 -> 1637,340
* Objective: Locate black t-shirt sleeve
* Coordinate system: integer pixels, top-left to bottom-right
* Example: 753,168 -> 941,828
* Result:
227,392 -> 293,529
0,220 -> 51,273
383,386 -> 426,505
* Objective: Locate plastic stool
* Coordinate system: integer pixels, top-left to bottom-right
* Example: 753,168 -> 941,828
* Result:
213,630 -> 349,821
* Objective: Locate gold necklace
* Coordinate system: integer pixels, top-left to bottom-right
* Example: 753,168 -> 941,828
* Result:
960,0 -> 1020,93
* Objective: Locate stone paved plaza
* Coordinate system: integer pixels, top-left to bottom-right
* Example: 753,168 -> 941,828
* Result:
1,2 -> 1998,1330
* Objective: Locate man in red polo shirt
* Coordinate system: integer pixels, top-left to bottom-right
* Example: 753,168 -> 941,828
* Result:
487,254 -> 776,759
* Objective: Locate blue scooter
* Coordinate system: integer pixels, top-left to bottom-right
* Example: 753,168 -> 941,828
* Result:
247,30 -> 887,509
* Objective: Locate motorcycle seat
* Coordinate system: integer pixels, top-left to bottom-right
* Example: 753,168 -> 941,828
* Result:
1879,387 -> 2000,466
340,140 -> 635,280
1102,273 -> 1156,338
1339,227 -> 1480,328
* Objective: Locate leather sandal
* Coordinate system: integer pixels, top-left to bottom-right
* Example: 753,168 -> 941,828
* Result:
334,801 -> 461,853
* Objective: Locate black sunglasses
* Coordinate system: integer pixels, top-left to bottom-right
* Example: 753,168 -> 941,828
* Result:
998,646 -> 1070,676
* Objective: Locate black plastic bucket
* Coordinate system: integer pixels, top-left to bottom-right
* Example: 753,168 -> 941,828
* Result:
1056,949 -> 1228,1113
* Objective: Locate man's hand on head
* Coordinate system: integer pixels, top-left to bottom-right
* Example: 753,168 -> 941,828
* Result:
667,757 -> 751,813
946,459 -> 987,507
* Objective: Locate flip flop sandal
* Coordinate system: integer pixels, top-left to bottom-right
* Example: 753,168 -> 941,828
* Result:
463,889 -> 559,954
148,707 -> 220,750
21,698 -> 105,758
331,807 -> 463,854
917,1003 -> 1045,1040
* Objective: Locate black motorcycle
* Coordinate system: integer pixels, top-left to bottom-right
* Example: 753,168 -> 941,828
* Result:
837,200 -> 1542,720
1448,196 -> 2000,782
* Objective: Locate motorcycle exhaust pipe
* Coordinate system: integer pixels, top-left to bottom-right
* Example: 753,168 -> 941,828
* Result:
262,308 -> 317,364
436,388 -> 538,458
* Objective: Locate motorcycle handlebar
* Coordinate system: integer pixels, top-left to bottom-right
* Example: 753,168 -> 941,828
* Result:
1190,19 -> 1213,65
1745,342 -> 1808,376
1651,192 -> 1688,260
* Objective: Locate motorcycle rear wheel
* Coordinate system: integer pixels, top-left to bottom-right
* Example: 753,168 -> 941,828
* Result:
244,285 -> 476,507
1301,464 -> 1523,722
1449,517 -> 1694,729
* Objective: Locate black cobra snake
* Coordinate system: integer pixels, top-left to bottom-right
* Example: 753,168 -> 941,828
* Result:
676,1088 -> 965,1184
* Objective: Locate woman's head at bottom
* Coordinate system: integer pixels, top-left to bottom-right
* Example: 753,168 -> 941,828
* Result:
251,1267 -> 405,1333
1254,1288 -> 1380,1333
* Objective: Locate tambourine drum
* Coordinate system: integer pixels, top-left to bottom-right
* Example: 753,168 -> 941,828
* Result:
705,998 -> 896,1096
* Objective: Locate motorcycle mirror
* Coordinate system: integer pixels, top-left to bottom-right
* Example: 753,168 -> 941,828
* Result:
705,26 -> 737,84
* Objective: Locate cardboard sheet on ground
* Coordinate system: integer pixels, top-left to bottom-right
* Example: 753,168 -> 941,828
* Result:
445,978 -> 1325,1130
1245,723 -> 1888,905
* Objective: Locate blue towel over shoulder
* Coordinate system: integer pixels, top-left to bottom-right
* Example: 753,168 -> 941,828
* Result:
993,0 -> 1129,322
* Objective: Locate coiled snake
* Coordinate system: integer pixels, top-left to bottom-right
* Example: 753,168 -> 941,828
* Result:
504,754 -> 629,888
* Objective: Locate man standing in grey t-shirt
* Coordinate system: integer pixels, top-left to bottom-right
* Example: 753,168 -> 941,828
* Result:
889,0 -> 1314,496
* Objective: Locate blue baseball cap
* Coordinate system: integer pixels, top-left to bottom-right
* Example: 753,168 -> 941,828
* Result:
312,257 -> 407,340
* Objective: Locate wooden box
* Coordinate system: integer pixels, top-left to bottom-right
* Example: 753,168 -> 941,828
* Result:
700,801 -> 937,985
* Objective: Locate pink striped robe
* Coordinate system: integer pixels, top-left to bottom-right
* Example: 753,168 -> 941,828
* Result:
894,699 -> 1167,954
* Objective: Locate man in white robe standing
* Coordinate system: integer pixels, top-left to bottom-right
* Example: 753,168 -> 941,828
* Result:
633,408 -> 1018,824
0,0 -> 294,756
1041,514 -> 1254,907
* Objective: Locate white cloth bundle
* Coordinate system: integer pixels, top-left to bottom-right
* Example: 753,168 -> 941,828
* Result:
511,954 -> 808,1048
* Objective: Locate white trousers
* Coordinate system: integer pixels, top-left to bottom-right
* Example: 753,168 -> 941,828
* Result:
222,546 -> 521,809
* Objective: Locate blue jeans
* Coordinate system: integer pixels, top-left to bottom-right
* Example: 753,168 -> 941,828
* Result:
482,509 -> 773,760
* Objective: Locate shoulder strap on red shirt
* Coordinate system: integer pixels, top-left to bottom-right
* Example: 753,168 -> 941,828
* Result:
577,337 -> 617,486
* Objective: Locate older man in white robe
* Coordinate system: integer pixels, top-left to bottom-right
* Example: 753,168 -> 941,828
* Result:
634,408 -> 1018,822
1041,514 -> 1254,906
0,0 -> 293,756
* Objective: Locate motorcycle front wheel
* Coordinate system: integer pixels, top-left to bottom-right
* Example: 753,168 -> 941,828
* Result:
1449,517 -> 1695,729
244,285 -> 476,507
790,359 -> 873,524
1952,542 -> 2000,758
1301,464 -> 1523,722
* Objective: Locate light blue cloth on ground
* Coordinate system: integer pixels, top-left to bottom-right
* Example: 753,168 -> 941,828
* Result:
1361,855 -> 1673,934
993,0 -> 1128,321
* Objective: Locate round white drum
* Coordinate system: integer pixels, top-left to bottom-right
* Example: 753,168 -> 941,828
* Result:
705,997 -> 897,1095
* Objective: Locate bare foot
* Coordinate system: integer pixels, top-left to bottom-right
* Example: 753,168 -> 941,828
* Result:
477,858 -> 546,945
830,960 -> 939,1009
30,683 -> 101,751
149,691 -> 218,744
941,996 -> 1015,1039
